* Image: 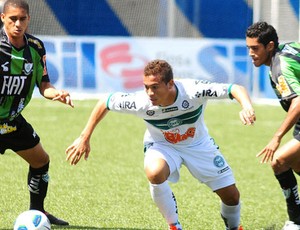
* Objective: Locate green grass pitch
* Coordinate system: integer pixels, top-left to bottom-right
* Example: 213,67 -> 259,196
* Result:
0,98 -> 295,229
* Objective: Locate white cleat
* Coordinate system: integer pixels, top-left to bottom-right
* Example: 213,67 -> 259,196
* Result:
282,221 -> 300,230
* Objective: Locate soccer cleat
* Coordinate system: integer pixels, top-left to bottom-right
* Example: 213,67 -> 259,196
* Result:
226,225 -> 243,230
282,221 -> 300,230
169,222 -> 182,230
44,212 -> 69,225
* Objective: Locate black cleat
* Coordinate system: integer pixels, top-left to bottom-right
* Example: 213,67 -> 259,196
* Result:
45,212 -> 69,225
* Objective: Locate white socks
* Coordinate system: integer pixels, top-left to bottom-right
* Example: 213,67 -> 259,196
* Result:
221,202 -> 241,229
150,181 -> 178,225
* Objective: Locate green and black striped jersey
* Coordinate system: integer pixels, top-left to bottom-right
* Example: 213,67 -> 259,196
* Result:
269,42 -> 300,111
0,28 -> 50,121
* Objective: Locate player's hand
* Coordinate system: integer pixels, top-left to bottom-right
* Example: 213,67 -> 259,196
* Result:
66,136 -> 90,165
256,137 -> 281,163
53,90 -> 74,108
239,106 -> 256,125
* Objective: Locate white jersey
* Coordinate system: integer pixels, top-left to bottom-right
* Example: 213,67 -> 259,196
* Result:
106,79 -> 233,148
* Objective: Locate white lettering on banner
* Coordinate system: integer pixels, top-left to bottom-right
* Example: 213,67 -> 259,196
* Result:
39,36 -> 258,98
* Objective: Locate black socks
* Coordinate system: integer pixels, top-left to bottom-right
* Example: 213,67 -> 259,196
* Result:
276,168 -> 300,223
28,162 -> 50,212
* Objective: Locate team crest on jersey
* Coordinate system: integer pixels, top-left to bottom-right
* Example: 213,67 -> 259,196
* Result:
213,155 -> 225,168
276,75 -> 291,97
182,100 -> 189,109
146,110 -> 155,116
167,118 -> 183,128
24,62 -> 33,75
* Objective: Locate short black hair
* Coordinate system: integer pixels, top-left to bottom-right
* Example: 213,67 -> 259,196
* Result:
246,21 -> 279,48
3,0 -> 29,14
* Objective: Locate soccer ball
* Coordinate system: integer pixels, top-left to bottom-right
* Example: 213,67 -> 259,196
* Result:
14,210 -> 51,230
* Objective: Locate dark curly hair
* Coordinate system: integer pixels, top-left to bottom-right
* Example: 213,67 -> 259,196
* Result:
246,21 -> 279,48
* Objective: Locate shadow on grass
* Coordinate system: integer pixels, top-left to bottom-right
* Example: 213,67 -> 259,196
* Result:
0,227 -> 158,230
51,226 -> 158,230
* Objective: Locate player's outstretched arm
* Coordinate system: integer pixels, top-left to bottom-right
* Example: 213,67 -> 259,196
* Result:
256,96 -> 300,163
66,98 -> 109,165
39,82 -> 74,107
230,84 -> 256,125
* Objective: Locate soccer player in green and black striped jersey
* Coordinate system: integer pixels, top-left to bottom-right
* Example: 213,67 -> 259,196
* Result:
0,0 -> 73,225
246,22 -> 300,229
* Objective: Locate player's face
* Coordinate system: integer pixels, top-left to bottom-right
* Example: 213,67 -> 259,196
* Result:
1,5 -> 30,40
246,37 -> 274,67
144,74 -> 175,106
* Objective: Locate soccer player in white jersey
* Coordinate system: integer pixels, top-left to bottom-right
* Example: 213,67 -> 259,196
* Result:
66,59 -> 255,230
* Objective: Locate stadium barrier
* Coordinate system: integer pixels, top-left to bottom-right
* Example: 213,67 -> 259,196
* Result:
38,36 -> 273,100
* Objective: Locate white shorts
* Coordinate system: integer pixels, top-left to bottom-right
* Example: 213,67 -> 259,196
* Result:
144,139 -> 235,191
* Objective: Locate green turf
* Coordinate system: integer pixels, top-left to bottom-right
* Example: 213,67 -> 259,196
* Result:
0,98 -> 294,230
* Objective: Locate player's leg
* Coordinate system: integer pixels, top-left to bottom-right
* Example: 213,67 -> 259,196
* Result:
16,143 -> 49,212
144,144 -> 182,229
215,184 -> 241,230
13,117 -> 68,226
16,143 -> 68,225
272,138 -> 300,225
181,141 -> 241,229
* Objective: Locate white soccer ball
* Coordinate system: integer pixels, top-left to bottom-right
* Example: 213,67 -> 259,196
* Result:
14,210 -> 51,230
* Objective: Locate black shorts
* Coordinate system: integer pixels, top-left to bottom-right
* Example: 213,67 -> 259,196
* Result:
293,119 -> 300,141
0,115 -> 40,154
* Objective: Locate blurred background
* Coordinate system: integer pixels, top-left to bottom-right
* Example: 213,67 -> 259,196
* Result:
6,0 -> 299,100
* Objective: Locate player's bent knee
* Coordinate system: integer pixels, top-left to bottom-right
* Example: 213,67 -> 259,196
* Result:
216,185 -> 240,205
271,157 -> 290,174
145,168 -> 168,184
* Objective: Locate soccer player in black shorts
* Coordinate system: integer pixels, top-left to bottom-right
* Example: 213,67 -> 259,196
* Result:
246,22 -> 300,229
0,0 -> 73,225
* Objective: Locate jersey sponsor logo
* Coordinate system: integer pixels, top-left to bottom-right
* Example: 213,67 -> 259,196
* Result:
28,38 -> 43,49
276,75 -> 291,97
118,100 -> 136,110
1,75 -> 27,95
1,62 -> 9,72
195,79 -> 211,84
195,89 -> 218,98
162,106 -> 178,113
282,44 -> 299,55
162,127 -> 195,144
0,123 -> 17,134
213,155 -> 225,168
42,55 -> 48,76
217,166 -> 229,174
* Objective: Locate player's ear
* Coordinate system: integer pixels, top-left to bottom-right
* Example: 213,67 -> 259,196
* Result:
167,79 -> 174,89
266,41 -> 275,52
1,13 -> 4,23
